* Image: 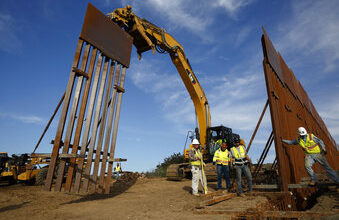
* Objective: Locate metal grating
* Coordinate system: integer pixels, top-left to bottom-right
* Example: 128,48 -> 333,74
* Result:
44,3 -> 132,194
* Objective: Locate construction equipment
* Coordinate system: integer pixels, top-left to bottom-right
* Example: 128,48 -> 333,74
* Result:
109,6 -> 240,180
0,152 -> 51,185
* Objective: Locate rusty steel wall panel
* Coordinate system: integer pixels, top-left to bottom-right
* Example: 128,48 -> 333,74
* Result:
80,3 -> 133,67
262,28 -> 284,84
279,54 -> 298,99
261,28 -> 338,193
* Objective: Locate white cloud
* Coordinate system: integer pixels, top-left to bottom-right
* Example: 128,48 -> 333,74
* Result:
0,112 -> 44,124
139,0 -> 255,39
318,95 -> 339,142
145,0 -> 211,33
127,51 -> 271,139
128,57 -> 194,129
213,0 -> 255,18
235,26 -> 252,47
278,0 -> 339,72
0,13 -> 22,53
204,55 -> 270,132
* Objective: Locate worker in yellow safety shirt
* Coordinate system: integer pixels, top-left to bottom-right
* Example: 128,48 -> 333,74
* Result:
188,139 -> 207,196
213,140 -> 231,191
114,163 -> 122,178
230,137 -> 252,197
282,127 -> 339,186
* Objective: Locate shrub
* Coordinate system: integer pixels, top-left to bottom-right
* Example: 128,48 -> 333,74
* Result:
145,152 -> 185,177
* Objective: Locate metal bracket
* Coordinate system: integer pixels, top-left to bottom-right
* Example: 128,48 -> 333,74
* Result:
114,84 -> 125,93
284,104 -> 292,112
271,91 -> 279,100
73,67 -> 89,79
108,158 -> 127,162
31,153 -> 85,158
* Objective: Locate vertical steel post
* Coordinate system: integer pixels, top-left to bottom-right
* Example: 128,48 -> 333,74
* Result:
63,48 -> 98,191
54,43 -> 91,191
73,55 -> 108,193
44,39 -> 84,191
81,60 -> 115,192
80,57 -> 113,193
105,66 -> 127,194
95,64 -> 122,193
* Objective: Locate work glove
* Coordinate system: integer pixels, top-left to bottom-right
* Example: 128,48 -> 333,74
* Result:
212,162 -> 216,165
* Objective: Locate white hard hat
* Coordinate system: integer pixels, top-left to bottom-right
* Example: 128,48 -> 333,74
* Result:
298,127 -> 307,136
192,139 -> 200,145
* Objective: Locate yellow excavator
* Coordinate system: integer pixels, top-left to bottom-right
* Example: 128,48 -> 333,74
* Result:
109,6 -> 240,180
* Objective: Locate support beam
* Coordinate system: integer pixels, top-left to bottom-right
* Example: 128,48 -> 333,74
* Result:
32,92 -> 65,154
246,99 -> 269,153
199,193 -> 236,207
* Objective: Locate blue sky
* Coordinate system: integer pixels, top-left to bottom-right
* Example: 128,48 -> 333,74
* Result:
1,0 -> 338,172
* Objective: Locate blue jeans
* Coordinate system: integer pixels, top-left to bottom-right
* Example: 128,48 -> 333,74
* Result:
235,164 -> 252,194
216,164 -> 230,190
305,153 -> 339,183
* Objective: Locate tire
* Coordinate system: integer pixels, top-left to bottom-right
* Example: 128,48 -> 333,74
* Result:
35,167 -> 49,185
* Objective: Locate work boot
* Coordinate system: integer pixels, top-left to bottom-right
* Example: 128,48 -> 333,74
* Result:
309,181 -> 316,186
193,193 -> 200,197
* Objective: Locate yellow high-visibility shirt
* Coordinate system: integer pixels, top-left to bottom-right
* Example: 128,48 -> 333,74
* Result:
298,134 -> 321,154
213,149 -> 230,165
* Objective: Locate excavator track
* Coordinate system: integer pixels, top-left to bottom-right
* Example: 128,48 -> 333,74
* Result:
166,163 -> 188,181
166,163 -> 217,181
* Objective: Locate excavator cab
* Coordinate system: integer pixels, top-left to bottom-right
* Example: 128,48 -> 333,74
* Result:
205,126 -> 239,158
206,126 -> 232,157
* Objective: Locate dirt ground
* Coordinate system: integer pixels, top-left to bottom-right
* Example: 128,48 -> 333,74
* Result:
0,175 -> 338,220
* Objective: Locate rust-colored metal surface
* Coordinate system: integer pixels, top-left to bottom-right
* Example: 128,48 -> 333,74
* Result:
261,27 -> 338,204
80,3 -> 133,68
44,3 -> 131,194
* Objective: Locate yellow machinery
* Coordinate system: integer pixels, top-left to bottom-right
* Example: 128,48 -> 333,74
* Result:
109,6 -> 240,180
0,152 -> 50,185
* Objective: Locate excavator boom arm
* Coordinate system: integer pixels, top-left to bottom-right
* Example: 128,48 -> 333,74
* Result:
109,6 -> 211,149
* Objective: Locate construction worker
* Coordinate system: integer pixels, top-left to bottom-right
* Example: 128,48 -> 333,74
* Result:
230,137 -> 252,197
213,140 -> 231,191
114,163 -> 122,178
188,139 -> 207,196
282,127 -> 339,186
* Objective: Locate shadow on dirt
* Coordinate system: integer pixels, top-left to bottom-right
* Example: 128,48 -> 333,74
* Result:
182,186 -> 191,193
61,173 -> 139,205
0,201 -> 30,213
207,182 -> 218,190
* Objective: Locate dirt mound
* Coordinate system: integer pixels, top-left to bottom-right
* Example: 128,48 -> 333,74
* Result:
116,172 -> 144,183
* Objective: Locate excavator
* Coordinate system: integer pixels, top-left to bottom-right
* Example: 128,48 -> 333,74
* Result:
109,6 -> 240,180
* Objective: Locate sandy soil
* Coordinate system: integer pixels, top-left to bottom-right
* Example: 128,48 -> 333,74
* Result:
0,175 -> 337,220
